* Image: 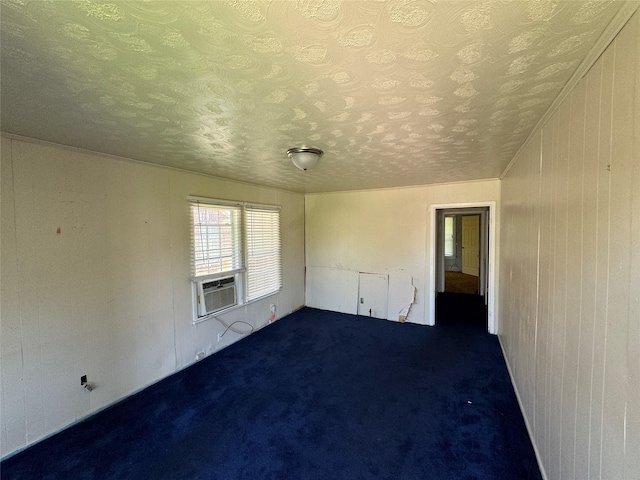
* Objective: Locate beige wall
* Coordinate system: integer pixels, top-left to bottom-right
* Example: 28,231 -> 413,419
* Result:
0,138 -> 305,457
499,12 -> 639,480
305,179 -> 500,326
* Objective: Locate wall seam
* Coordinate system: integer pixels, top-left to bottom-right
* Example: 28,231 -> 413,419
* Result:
8,138 -> 29,452
586,54 -> 604,480
597,36 -> 616,480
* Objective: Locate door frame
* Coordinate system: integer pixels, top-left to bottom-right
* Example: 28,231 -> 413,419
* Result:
437,210 -> 486,291
429,201 -> 496,334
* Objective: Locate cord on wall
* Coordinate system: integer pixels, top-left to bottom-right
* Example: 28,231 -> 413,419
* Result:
213,315 -> 273,340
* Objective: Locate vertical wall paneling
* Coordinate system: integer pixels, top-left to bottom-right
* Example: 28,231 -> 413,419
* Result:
626,9 -> 640,478
0,137 -> 27,455
0,139 -> 305,458
499,125 -> 541,460
588,33 -> 615,479
499,12 -> 639,480
537,112 -> 557,469
561,74 -> 587,480
549,93 -> 570,480
575,53 -> 602,480
600,18 -> 635,479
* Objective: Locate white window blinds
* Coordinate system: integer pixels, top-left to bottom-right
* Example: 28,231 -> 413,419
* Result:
190,201 -> 242,277
245,206 -> 282,301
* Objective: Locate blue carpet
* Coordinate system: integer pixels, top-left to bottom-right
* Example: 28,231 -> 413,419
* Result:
2,302 -> 541,479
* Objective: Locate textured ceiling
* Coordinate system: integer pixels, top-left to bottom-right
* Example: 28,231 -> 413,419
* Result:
0,0 -> 634,193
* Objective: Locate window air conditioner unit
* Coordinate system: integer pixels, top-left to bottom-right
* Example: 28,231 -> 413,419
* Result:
196,276 -> 236,317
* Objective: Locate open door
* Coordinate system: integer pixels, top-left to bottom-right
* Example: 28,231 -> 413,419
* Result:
461,215 -> 480,277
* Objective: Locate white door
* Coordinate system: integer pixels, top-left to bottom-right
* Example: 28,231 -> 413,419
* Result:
358,273 -> 388,319
462,215 -> 480,277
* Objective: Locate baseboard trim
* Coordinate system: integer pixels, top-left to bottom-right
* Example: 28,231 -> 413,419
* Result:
498,336 -> 549,480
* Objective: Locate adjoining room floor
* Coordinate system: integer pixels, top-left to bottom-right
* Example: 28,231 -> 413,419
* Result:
445,271 -> 479,294
2,308 -> 541,480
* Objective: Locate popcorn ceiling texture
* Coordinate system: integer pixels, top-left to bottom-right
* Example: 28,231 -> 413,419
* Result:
0,0 -> 628,193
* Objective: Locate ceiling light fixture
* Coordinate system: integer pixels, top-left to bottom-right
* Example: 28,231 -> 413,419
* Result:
287,147 -> 323,171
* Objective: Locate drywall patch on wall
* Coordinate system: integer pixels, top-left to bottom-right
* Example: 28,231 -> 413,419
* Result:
305,266 -> 358,314
388,272 -> 415,322
305,182 -> 499,327
357,272 -> 388,319
305,267 -> 416,322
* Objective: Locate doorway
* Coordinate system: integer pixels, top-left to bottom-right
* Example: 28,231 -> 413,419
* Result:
429,202 -> 496,333
441,214 -> 481,294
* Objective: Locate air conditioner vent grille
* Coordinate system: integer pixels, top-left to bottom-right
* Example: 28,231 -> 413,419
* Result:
197,277 -> 236,316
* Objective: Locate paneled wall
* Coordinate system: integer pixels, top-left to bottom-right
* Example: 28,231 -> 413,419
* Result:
305,179 -> 500,325
499,13 -> 639,480
0,138 -> 305,458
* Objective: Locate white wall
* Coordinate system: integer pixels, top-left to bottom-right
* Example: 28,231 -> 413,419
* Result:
499,12 -> 639,480
0,137 -> 305,458
305,180 -> 500,325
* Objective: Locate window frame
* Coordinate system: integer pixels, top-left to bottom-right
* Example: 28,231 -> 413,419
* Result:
189,196 -> 282,321
190,200 -> 243,279
444,215 -> 456,258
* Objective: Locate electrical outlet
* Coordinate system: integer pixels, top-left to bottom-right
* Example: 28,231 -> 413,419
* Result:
270,304 -> 276,315
217,333 -> 222,342
81,374 -> 94,392
196,352 -> 205,360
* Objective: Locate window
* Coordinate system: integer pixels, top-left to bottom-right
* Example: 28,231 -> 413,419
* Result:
245,206 -> 281,301
444,215 -> 455,257
189,197 -> 282,318
191,203 -> 242,277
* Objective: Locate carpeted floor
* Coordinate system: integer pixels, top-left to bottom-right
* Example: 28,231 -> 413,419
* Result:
436,291 -> 487,329
1,306 -> 541,480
